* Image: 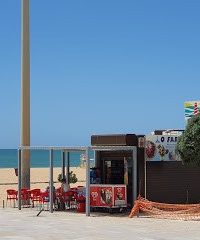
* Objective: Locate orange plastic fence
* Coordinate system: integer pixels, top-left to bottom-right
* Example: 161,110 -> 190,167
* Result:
129,197 -> 200,220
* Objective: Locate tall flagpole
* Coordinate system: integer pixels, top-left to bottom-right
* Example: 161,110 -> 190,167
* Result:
21,0 -> 30,189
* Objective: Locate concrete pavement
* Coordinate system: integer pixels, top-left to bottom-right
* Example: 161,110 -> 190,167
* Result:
0,208 -> 200,240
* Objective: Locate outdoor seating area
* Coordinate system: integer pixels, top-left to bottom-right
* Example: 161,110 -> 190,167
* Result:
6,186 -> 86,212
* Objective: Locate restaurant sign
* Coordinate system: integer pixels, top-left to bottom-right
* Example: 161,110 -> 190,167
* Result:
145,135 -> 181,161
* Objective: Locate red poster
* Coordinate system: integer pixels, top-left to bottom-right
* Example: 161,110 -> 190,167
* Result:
113,186 -> 126,206
90,186 -> 113,207
99,186 -> 112,206
90,186 -> 100,206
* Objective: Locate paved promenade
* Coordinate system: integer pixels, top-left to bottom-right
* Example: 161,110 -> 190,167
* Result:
0,208 -> 200,240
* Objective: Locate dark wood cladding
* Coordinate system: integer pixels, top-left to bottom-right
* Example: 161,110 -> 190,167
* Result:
146,161 -> 200,204
91,134 -> 138,146
99,150 -> 132,158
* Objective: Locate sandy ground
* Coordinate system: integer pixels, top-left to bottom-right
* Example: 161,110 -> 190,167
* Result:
0,167 -> 86,206
0,208 -> 200,240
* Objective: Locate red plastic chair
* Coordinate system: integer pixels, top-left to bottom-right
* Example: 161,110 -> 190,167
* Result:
55,188 -> 65,210
70,187 -> 78,191
30,189 -> 41,208
6,189 -> 18,207
40,191 -> 50,210
63,190 -> 77,209
56,187 -> 62,194
76,195 -> 86,213
21,188 -> 31,207
55,188 -> 62,201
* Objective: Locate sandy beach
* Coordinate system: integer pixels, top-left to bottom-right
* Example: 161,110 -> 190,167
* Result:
0,167 -> 86,207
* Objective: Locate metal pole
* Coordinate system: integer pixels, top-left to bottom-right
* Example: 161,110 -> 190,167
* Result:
85,147 -> 90,216
18,149 -> 22,210
132,147 -> 137,203
94,150 -> 96,167
61,151 -> 65,179
66,152 -> 70,185
144,154 -> 147,199
21,0 -> 30,190
49,149 -> 54,213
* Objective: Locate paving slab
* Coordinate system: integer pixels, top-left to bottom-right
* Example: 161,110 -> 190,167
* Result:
0,208 -> 200,240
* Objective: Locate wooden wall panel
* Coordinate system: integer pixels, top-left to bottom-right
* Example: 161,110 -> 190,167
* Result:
146,161 -> 200,203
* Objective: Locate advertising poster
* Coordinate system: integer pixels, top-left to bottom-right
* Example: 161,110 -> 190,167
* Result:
90,186 -> 113,207
145,135 -> 181,161
90,186 -> 100,206
113,186 -> 126,206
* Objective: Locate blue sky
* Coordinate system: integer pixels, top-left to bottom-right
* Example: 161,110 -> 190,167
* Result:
0,0 -> 200,148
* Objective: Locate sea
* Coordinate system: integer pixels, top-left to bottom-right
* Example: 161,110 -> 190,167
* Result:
0,149 -> 94,168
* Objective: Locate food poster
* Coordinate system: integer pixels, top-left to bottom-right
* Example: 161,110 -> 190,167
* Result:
113,186 -> 126,206
145,135 -> 181,161
90,186 -> 113,207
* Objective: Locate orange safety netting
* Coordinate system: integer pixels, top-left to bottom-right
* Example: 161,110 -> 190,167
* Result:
129,196 -> 200,221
